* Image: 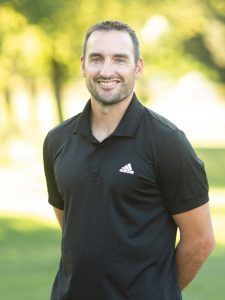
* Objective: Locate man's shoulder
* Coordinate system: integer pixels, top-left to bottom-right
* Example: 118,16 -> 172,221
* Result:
141,106 -> 179,143
44,112 -> 82,144
140,105 -> 196,166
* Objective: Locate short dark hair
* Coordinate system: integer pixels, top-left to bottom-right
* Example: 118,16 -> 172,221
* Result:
82,20 -> 140,63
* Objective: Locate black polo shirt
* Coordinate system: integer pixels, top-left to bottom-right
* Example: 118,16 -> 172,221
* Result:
43,93 -> 209,300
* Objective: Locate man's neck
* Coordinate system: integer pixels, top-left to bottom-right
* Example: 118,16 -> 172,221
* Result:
90,93 -> 133,142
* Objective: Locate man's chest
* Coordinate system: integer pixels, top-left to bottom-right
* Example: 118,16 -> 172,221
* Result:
54,138 -> 157,199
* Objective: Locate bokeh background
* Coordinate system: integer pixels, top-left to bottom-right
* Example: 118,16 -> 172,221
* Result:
0,0 -> 225,299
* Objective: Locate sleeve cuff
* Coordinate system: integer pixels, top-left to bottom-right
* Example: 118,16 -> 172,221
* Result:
169,192 -> 209,215
48,196 -> 64,210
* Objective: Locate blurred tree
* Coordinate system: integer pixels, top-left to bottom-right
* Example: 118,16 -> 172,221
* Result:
0,0 -> 153,121
181,0 -> 225,84
0,4 -> 27,132
0,3 -> 52,131
2,0 -> 69,122
140,0 -> 225,88
0,0 -> 225,126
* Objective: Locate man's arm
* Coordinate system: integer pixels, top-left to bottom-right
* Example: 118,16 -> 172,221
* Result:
53,207 -> 64,229
172,202 -> 215,291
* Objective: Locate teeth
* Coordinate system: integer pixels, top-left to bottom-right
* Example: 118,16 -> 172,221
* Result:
99,81 -> 119,87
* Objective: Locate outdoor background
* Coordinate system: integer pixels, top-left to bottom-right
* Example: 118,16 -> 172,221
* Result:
0,0 -> 225,299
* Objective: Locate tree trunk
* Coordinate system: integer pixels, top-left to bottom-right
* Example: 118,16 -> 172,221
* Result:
51,58 -> 64,123
27,77 -> 38,127
4,86 -> 15,133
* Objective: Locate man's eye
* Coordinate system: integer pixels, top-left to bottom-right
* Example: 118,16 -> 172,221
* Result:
115,58 -> 126,63
91,57 -> 102,62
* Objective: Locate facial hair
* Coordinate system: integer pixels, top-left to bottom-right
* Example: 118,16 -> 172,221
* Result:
85,74 -> 136,106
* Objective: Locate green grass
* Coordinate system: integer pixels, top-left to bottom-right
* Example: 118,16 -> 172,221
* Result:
0,216 -> 61,300
195,147 -> 225,189
0,212 -> 224,300
183,245 -> 225,300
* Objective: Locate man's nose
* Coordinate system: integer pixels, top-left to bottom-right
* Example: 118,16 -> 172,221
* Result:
99,60 -> 115,78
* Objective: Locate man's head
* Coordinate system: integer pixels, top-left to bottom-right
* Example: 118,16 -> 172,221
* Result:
82,20 -> 140,64
81,20 -> 143,106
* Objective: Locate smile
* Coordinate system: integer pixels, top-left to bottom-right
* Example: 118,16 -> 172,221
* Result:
97,80 -> 120,89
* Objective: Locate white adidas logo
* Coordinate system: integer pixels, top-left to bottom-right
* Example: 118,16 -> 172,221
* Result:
119,163 -> 134,174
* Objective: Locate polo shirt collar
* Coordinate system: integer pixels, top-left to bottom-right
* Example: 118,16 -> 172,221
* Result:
73,92 -> 144,142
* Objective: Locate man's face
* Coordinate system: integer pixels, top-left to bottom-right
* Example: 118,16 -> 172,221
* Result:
81,30 -> 143,106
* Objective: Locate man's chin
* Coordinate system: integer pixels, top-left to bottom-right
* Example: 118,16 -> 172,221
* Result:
94,96 -> 124,106
91,91 -> 122,105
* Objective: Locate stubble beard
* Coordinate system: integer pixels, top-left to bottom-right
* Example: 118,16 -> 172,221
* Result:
86,77 -> 135,106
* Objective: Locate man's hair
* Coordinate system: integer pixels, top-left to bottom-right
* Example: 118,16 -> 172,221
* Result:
82,20 -> 140,63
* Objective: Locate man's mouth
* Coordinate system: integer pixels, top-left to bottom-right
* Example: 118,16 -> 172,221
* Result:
97,79 -> 121,89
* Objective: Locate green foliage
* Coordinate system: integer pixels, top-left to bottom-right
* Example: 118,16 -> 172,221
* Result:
0,0 -> 66,25
0,5 -> 26,88
1,0 -> 225,82
1,0 -> 225,122
0,0 -> 225,88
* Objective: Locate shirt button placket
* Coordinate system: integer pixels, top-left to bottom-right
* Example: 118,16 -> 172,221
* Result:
88,144 -> 103,177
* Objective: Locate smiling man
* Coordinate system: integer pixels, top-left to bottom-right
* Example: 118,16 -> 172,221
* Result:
82,29 -> 142,107
43,21 -> 215,300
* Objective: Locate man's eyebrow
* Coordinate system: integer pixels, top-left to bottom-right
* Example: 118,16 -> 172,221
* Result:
88,52 -> 102,58
114,53 -> 129,59
88,52 -> 129,59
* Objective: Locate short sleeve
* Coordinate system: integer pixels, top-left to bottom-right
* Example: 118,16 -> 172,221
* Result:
158,129 -> 209,214
43,133 -> 64,210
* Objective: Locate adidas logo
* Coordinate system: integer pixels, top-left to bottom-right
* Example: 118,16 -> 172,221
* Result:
119,163 -> 134,174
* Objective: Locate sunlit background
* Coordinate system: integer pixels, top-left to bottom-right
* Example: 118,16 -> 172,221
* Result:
0,1 -> 225,299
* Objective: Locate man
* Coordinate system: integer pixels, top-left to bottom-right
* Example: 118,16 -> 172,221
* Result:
43,20 -> 215,300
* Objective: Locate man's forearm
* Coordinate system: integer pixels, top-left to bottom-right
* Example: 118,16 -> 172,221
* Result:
175,238 -> 214,290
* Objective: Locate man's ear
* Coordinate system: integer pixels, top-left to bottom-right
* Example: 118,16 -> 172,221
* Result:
81,56 -> 86,77
135,58 -> 143,79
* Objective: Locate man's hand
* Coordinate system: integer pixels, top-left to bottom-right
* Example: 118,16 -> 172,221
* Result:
172,202 -> 215,291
